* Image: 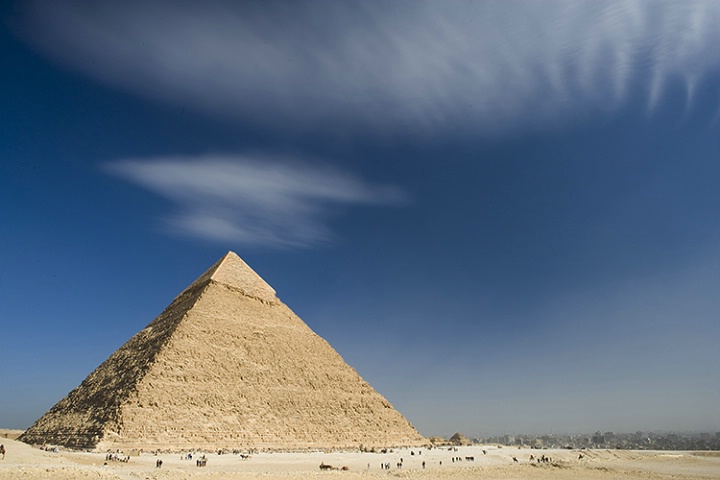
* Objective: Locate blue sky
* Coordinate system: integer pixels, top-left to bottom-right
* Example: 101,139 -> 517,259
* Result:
1,0 -> 719,437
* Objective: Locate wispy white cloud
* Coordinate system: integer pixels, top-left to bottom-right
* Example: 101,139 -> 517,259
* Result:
104,155 -> 407,247
18,0 -> 720,137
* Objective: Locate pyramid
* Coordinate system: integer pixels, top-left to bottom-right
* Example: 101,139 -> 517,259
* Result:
20,252 -> 426,451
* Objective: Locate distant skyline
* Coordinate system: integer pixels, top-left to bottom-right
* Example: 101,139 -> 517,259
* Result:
1,0 -> 719,437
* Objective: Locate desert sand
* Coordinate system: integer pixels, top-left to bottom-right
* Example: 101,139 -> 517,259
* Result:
1,433 -> 718,480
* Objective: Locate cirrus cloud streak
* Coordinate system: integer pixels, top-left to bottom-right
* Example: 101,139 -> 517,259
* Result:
104,156 -> 408,247
17,0 -> 720,137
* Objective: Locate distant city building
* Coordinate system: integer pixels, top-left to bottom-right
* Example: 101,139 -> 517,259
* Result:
473,431 -> 720,451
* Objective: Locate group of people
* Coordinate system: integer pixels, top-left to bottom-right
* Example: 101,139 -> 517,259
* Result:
178,452 -> 207,466
529,454 -> 553,463
375,448 -> 480,470
451,455 -> 473,462
105,452 -> 129,463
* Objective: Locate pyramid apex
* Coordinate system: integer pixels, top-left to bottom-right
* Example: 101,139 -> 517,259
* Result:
220,250 -> 241,262
189,251 -> 277,303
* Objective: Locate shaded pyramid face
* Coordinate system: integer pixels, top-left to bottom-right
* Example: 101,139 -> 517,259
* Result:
20,252 -> 426,450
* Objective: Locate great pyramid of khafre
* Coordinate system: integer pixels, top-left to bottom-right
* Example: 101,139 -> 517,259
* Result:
20,252 -> 426,451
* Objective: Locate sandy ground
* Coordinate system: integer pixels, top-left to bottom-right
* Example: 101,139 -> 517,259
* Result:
0,434 -> 718,480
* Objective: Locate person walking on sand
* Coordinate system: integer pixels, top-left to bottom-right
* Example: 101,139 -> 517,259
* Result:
0,444 -> 5,460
